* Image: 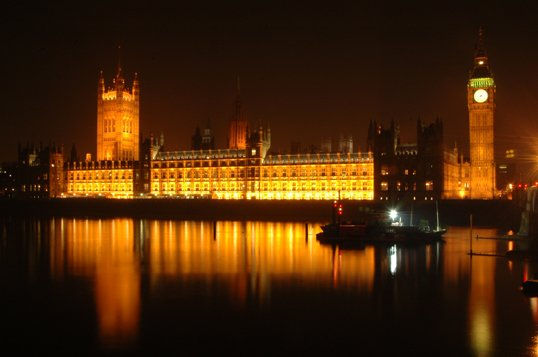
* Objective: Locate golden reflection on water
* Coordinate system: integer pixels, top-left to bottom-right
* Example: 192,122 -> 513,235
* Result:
41,219 -> 530,353
146,221 -> 376,293
442,227 -> 499,357
50,218 -> 140,347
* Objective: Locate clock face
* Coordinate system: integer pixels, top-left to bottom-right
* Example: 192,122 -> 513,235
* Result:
473,89 -> 488,103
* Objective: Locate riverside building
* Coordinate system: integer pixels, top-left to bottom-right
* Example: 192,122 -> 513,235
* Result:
63,68 -> 374,200
13,31 -> 497,201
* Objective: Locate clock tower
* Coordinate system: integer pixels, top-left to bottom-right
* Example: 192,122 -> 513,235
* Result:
468,28 -> 496,199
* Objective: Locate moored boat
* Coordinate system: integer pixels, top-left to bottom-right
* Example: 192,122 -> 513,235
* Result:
316,202 -> 446,245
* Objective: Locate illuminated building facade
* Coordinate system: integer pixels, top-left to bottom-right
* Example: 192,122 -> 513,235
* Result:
468,28 -> 496,199
151,151 -> 373,200
97,60 -> 140,161
151,125 -> 373,200
48,33 -> 506,201
64,137 -> 156,198
65,120 -> 374,200
65,160 -> 136,198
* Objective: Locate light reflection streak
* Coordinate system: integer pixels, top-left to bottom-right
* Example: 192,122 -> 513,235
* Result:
50,218 -> 140,347
389,245 -> 397,275
39,222 -> 520,352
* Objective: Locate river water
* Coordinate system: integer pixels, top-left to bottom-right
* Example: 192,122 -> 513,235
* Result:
0,218 -> 536,355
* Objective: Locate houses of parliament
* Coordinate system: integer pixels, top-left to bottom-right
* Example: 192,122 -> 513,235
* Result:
5,30 -> 497,200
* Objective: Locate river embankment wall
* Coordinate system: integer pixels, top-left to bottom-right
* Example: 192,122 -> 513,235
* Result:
0,198 -> 520,228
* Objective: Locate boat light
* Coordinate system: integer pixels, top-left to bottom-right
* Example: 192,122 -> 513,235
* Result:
389,209 -> 398,220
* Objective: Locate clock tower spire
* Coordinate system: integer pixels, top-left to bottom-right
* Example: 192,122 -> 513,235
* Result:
468,27 -> 496,199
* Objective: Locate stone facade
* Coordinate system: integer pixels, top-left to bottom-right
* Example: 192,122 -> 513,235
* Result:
468,28 -> 496,199
96,65 -> 139,161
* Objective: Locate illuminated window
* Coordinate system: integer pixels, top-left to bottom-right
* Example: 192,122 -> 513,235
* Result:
381,166 -> 389,176
425,181 -> 433,191
381,182 -> 388,191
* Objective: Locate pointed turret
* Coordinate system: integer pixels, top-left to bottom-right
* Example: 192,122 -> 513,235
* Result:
367,119 -> 376,152
228,76 -> 249,149
475,26 -> 486,58
266,121 -> 271,143
114,45 -> 125,96
132,72 -> 139,101
191,126 -> 202,150
116,45 -> 123,79
470,27 -> 492,79
98,70 -> 105,101
234,76 -> 242,121
70,143 -> 78,162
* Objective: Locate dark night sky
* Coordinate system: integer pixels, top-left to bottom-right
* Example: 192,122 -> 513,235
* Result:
3,1 -> 538,162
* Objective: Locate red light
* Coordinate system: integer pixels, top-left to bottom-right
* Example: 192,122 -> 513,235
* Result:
525,184 -> 528,189
518,184 -> 522,188
338,204 -> 343,215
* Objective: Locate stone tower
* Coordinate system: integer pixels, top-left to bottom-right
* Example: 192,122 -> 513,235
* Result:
228,77 -> 248,149
97,49 -> 140,161
467,28 -> 496,199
